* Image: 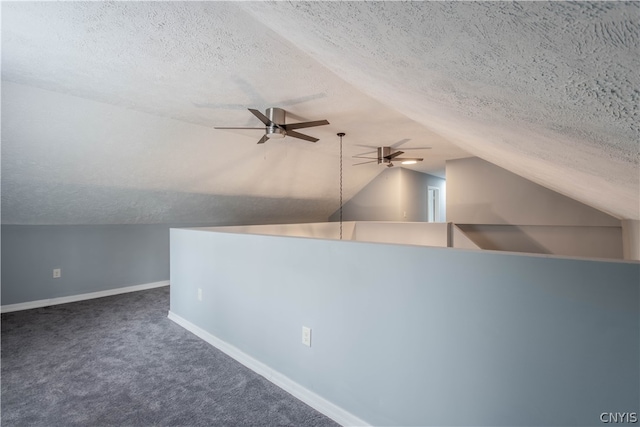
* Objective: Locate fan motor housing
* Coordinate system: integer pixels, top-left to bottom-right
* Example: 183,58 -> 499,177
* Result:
378,146 -> 392,164
266,107 -> 286,139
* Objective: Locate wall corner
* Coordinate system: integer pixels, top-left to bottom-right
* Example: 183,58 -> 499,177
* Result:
621,220 -> 640,260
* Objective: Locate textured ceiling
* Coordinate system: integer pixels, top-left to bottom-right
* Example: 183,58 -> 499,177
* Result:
1,1 -> 638,224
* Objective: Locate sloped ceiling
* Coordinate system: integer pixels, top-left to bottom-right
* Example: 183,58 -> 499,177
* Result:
2,1 -> 638,225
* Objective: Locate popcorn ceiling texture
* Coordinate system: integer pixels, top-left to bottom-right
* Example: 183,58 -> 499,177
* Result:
241,1 -> 639,219
1,2 -> 638,224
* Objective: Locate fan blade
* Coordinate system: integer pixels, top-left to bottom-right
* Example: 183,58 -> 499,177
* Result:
353,155 -> 378,159
398,147 -> 431,150
283,120 -> 330,130
354,150 -> 378,157
214,127 -> 265,130
248,108 -> 272,126
257,134 -> 268,144
286,130 -> 319,143
353,160 -> 377,166
390,138 -> 411,149
386,151 -> 405,160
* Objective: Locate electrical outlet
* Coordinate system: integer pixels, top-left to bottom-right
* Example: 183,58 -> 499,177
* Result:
53,268 -> 61,279
302,326 -> 311,347
197,288 -> 203,301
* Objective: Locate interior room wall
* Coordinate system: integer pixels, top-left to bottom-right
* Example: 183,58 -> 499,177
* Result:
457,224 -> 623,259
200,221 -> 450,248
446,157 -> 624,258
399,168 -> 446,222
446,157 -> 620,226
329,168 -> 445,222
451,224 -> 481,249
1,224 -> 173,306
621,220 -> 640,261
352,222 -> 448,247
329,168 -> 402,222
170,227 -> 639,427
205,222 -> 354,240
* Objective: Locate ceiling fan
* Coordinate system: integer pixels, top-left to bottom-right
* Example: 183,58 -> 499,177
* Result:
354,146 -> 426,168
214,107 -> 329,144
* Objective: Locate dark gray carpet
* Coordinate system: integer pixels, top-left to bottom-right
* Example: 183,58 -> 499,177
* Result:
1,287 -> 341,427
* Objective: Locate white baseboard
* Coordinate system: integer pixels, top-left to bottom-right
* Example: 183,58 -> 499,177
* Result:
1,280 -> 169,314
167,311 -> 368,427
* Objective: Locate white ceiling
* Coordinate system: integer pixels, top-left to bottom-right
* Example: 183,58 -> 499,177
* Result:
2,1 -> 638,224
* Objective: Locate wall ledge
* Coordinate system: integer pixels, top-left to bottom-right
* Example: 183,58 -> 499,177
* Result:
1,280 -> 169,313
167,311 -> 369,427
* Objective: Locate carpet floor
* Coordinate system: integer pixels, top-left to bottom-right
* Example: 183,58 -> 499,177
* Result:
1,286 -> 341,427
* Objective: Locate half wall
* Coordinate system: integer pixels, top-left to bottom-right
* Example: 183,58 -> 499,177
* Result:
169,226 -> 639,426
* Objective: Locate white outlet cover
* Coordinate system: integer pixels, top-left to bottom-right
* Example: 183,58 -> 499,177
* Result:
53,268 -> 61,278
197,288 -> 203,301
302,326 -> 311,347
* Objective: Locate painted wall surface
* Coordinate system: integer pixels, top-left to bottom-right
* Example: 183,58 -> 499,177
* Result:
399,167 -> 446,222
207,221 -> 449,248
622,220 -> 640,261
446,157 -> 620,226
353,222 -> 448,247
204,222 -> 354,241
170,228 -> 639,427
330,168 -> 402,222
457,224 -> 623,259
451,224 -> 481,250
446,157 -> 623,258
1,221 -> 451,306
1,224 -> 173,305
329,168 -> 446,222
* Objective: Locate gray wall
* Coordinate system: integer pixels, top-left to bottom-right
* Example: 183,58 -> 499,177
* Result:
2,214 -> 327,305
457,224 -> 623,259
170,228 -> 639,426
446,157 -> 620,226
446,157 -> 623,257
330,168 -> 446,222
399,167 -> 446,221
330,168 -> 402,222
1,224 -> 173,305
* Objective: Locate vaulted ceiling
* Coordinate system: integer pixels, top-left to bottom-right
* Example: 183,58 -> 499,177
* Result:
2,2 -> 638,225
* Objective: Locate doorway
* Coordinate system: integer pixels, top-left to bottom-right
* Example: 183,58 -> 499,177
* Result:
427,186 -> 440,222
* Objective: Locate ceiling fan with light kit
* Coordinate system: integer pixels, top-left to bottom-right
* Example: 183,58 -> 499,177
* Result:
353,141 -> 431,167
214,107 -> 330,144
